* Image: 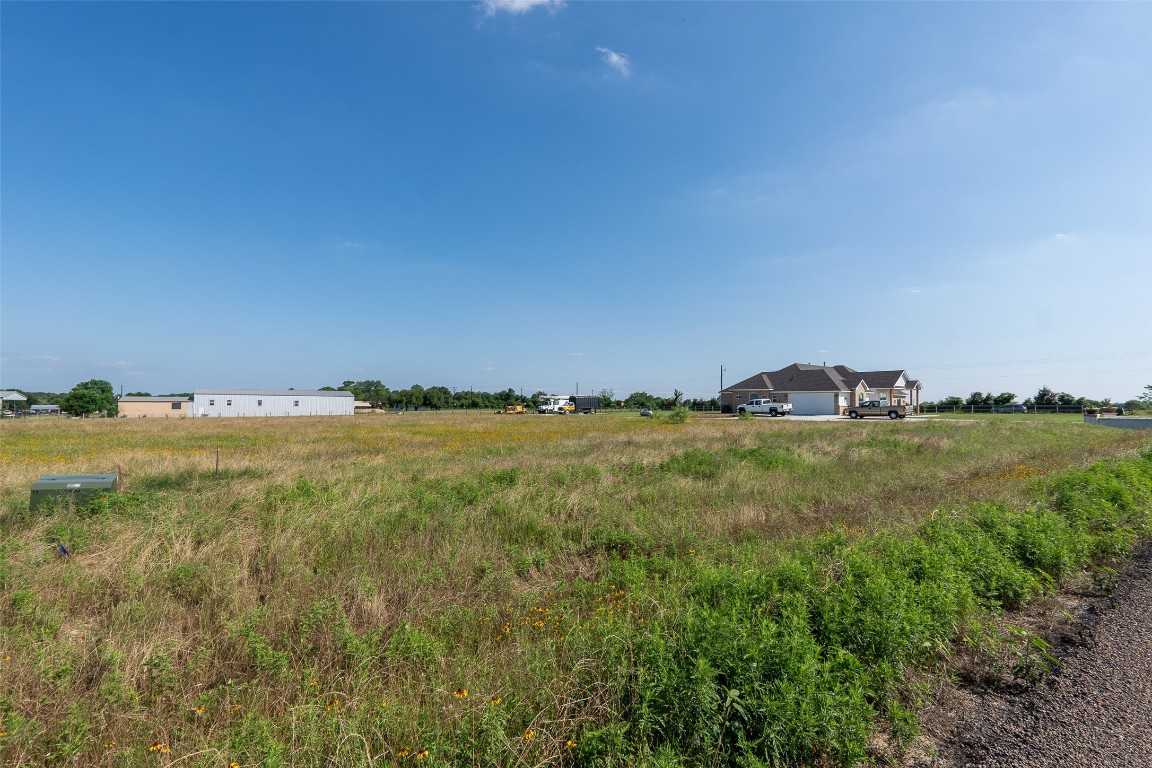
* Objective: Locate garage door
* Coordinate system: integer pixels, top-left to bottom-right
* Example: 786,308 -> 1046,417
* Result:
788,392 -> 837,415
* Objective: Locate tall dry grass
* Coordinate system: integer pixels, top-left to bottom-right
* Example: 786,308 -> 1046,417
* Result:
0,412 -> 1148,766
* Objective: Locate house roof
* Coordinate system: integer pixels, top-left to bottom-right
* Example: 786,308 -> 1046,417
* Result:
723,363 -> 917,394
1,391 -> 28,401
854,370 -> 908,388
194,389 -> 354,398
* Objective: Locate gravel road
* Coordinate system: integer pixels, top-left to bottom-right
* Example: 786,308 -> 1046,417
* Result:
924,544 -> 1152,768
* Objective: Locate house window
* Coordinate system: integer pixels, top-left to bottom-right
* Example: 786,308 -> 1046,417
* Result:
748,393 -> 759,401
209,399 -> 215,406
257,400 -> 262,406
170,402 -> 181,410
294,400 -> 299,407
226,400 -> 232,406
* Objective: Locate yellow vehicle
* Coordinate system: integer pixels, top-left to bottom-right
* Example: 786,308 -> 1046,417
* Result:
496,404 -> 527,415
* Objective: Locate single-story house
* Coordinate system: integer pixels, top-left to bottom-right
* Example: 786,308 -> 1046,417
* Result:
118,396 -> 192,418
721,363 -> 922,416
31,404 -> 61,415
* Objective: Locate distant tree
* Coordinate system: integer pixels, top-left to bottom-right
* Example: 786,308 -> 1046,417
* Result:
993,392 -> 1017,406
964,392 -> 993,406
12,390 -> 65,406
939,396 -> 964,408
338,379 -> 389,409
1056,392 -> 1077,406
425,386 -> 451,410
624,391 -> 659,408
1034,387 -> 1058,406
672,389 -> 684,408
60,379 -> 117,417
319,386 -> 337,391
598,388 -> 615,409
1139,385 -> 1152,406
125,391 -> 152,397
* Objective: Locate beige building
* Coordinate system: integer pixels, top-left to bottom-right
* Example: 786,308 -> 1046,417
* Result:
118,396 -> 191,418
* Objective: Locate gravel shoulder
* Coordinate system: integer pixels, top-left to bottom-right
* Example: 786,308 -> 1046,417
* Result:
910,543 -> 1152,768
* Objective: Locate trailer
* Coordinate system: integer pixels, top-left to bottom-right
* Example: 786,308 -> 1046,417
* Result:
569,395 -> 598,414
537,395 -> 598,414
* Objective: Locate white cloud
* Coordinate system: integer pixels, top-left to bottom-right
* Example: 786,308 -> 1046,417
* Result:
32,355 -> 61,362
337,241 -> 366,249
568,351 -> 585,357
596,46 -> 632,78
479,0 -> 564,17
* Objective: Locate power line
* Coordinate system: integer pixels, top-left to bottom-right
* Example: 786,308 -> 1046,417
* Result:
908,351 -> 1151,371
933,367 -> 1152,381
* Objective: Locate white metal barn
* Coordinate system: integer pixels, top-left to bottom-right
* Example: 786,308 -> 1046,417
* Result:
192,389 -> 354,418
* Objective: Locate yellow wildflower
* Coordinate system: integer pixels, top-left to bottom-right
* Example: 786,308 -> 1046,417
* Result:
566,739 -> 577,748
416,749 -> 430,760
453,688 -> 468,699
523,728 -> 535,741
488,696 -> 502,706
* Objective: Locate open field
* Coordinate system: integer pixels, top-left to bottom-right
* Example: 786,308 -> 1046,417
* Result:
1,412 -> 1150,767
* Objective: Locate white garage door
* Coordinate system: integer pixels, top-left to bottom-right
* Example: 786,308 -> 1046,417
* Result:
788,392 -> 837,415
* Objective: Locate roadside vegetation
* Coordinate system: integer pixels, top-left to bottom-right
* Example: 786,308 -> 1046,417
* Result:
1,413 -> 1149,767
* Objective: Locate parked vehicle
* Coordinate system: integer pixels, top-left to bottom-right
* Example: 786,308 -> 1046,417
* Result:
537,395 -> 598,414
639,408 -> 653,417
991,404 -> 1028,413
569,395 -> 599,414
495,404 -> 527,414
737,398 -> 793,417
846,401 -> 908,419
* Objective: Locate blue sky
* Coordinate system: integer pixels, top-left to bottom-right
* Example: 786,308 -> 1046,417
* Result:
2,0 -> 1149,402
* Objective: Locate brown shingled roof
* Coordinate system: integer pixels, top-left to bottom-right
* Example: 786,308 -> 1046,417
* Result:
722,363 -> 914,393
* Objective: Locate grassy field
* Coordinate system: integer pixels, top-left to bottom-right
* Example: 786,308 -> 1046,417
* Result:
1,412 -> 1149,767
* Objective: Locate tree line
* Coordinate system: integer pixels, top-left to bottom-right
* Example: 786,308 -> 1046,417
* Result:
922,385 -> 1151,412
324,380 -> 720,411
3,380 -> 720,416
13,380 -> 1148,417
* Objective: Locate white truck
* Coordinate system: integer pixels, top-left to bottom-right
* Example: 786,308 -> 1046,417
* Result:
537,395 -> 598,414
537,395 -> 575,414
737,398 -> 793,417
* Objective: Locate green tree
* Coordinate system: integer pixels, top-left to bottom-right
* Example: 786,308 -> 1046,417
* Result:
964,392 -> 993,406
624,391 -> 659,408
425,386 -> 451,410
993,392 -> 1016,406
125,391 -> 153,397
60,379 -> 117,417
939,395 -> 964,408
1034,386 -> 1057,406
1139,385 -> 1152,406
598,388 -> 615,409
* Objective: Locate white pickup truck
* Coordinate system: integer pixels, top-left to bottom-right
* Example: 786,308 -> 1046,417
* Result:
737,398 -> 793,417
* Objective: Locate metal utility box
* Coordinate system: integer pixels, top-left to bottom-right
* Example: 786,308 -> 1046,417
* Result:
30,474 -> 118,512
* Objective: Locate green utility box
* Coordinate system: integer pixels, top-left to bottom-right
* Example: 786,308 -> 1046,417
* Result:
30,474 -> 118,512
